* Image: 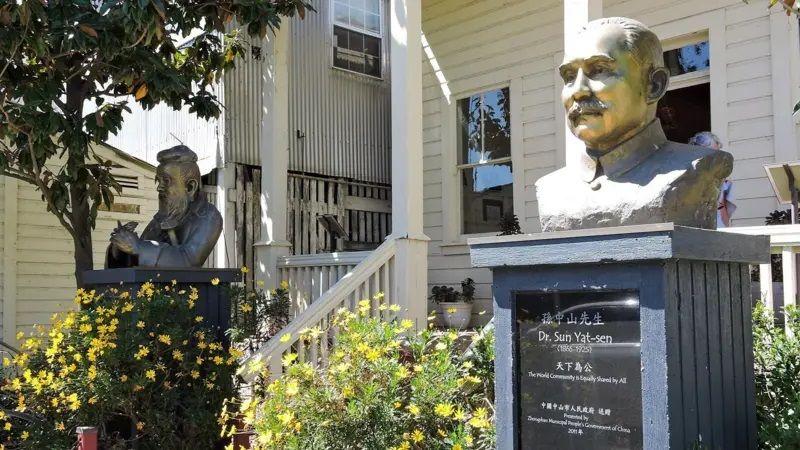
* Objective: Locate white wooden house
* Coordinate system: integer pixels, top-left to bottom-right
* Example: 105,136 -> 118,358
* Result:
245,0 -> 800,375
236,0 -> 800,328
100,0 -> 800,368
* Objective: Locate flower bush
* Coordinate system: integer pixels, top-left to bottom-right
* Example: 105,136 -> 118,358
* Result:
225,296 -> 496,449
754,303 -> 800,449
0,283 -> 239,449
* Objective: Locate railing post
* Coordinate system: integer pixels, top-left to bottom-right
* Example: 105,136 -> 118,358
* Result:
76,427 -> 98,450
782,246 -> 797,335
254,21 -> 292,291
759,261 -> 774,313
390,0 -> 429,330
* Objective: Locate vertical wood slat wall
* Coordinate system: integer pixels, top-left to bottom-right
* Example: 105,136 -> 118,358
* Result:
287,173 -> 391,255
670,260 -> 757,450
204,165 -> 262,288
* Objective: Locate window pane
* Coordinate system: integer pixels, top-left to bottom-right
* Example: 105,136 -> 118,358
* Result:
350,0 -> 365,9
333,47 -> 350,71
482,87 -> 511,160
365,55 -> 381,77
457,94 -> 483,165
664,41 -> 709,77
349,52 -> 366,74
461,163 -> 514,234
363,34 -> 380,57
365,12 -> 381,34
350,7 -> 366,30
457,87 -> 510,165
334,2 -> 349,26
348,30 -> 364,52
365,0 -> 380,13
333,26 -> 382,78
333,26 -> 349,49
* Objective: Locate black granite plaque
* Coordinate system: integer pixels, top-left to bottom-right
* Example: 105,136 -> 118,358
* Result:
515,290 -> 642,450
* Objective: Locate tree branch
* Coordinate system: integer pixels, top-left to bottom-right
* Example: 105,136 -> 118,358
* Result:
0,103 -> 77,239
0,21 -> 29,81
0,169 -> 34,185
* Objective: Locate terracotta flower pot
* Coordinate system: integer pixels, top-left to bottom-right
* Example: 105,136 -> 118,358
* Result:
440,301 -> 473,330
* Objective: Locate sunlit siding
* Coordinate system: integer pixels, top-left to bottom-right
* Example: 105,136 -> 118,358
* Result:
421,0 -> 794,325
223,37 -> 265,167
105,91 -> 222,175
287,0 -> 392,184
0,145 -> 158,342
421,0 -> 564,326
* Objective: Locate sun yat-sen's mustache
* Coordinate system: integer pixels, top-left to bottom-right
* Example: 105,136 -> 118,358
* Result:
568,98 -> 607,119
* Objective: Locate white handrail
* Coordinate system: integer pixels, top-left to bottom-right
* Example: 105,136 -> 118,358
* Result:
279,251 -> 371,267
243,238 -> 397,381
278,251 -> 371,316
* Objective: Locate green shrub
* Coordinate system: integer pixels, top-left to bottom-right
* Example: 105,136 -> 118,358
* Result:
754,302 -> 800,449
228,298 -> 496,449
228,279 -> 291,353
0,284 -> 239,449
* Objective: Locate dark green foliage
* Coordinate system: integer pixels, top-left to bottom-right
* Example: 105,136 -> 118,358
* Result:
497,214 -> 522,236
754,303 -> 800,449
461,278 -> 476,303
429,285 -> 461,304
431,278 -> 478,304
766,209 -> 792,226
227,282 -> 291,353
0,0 -> 311,284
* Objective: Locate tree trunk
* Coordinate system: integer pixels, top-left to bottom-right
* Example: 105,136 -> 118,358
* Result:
71,183 -> 94,288
66,76 -> 94,288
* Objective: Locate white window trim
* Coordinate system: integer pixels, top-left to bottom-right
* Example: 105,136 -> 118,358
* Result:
330,0 -> 385,80
441,82 -> 520,245
668,69 -> 710,91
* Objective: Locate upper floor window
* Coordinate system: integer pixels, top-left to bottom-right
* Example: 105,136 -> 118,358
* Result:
333,0 -> 382,78
663,40 -> 709,77
457,87 -> 513,234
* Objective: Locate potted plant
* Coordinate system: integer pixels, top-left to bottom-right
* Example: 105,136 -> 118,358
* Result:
430,278 -> 475,329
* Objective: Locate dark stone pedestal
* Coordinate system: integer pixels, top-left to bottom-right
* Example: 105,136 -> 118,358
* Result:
83,267 -> 241,339
469,224 -> 769,450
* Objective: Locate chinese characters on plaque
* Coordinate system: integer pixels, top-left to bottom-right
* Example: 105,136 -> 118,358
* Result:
516,291 -> 643,450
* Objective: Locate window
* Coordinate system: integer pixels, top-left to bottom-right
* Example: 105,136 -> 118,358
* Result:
457,87 -> 513,234
333,0 -> 382,78
657,39 -> 711,144
663,41 -> 709,77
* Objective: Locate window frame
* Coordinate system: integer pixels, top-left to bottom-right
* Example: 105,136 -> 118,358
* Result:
452,85 -> 516,238
330,0 -> 385,80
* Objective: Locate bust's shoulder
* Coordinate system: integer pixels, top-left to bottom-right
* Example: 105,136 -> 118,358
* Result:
659,141 -> 733,178
195,198 -> 223,223
535,167 -> 575,189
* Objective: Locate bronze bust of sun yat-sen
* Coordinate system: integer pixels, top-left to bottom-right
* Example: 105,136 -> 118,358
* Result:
535,17 -> 733,231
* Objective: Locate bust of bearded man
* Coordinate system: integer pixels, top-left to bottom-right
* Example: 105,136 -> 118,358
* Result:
535,17 -> 733,231
105,145 -> 222,268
